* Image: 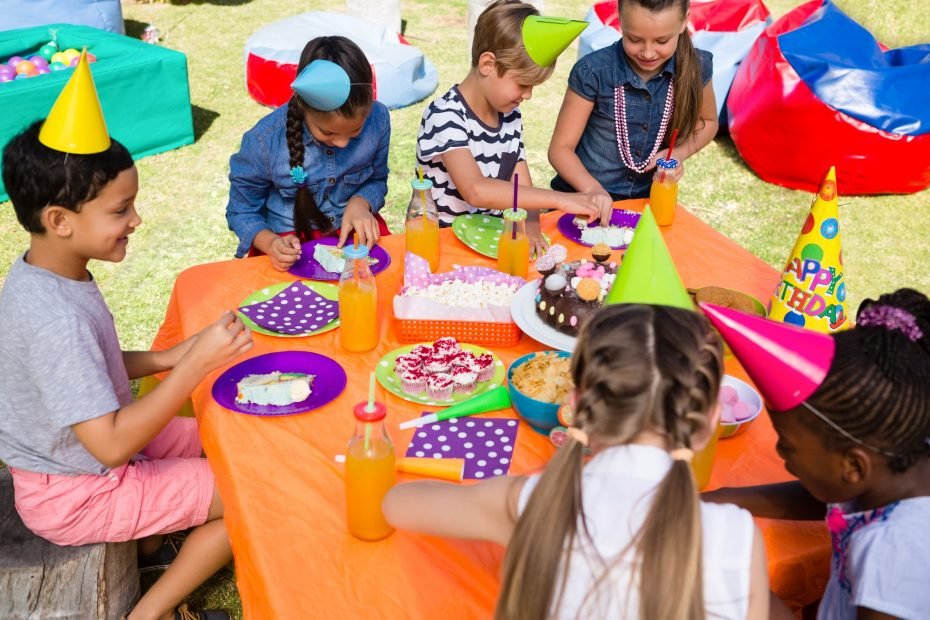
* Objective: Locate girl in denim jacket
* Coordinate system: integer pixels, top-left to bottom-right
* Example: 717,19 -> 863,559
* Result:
226,36 -> 391,270
548,0 -> 718,202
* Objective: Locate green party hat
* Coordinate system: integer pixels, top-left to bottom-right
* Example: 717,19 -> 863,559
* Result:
521,16 -> 589,67
604,206 -> 693,309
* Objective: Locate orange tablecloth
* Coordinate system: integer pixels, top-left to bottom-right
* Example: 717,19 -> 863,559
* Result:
152,201 -> 829,618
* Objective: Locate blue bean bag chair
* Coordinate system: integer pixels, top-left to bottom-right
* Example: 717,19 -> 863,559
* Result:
577,0 -> 771,126
727,0 -> 930,194
0,0 -> 123,34
244,12 -> 438,110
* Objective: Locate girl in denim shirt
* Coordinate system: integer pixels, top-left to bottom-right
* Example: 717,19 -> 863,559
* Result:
548,0 -> 718,202
226,36 -> 391,270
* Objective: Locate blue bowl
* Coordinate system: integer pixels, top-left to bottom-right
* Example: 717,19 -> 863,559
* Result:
507,351 -> 572,435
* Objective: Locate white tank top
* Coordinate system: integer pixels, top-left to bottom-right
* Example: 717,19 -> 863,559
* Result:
518,444 -> 754,619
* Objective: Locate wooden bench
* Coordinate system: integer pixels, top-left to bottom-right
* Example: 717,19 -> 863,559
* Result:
0,468 -> 139,619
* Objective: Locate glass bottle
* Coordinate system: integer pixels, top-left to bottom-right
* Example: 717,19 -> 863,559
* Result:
338,244 -> 378,352
496,208 -> 529,279
650,157 -> 679,226
405,177 -> 440,272
345,401 -> 396,541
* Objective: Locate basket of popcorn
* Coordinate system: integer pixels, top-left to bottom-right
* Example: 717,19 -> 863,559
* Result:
393,252 -> 524,346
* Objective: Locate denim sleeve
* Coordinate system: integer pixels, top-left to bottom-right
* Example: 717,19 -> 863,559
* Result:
567,55 -> 597,102
698,48 -> 714,86
226,128 -> 274,258
353,108 -> 390,214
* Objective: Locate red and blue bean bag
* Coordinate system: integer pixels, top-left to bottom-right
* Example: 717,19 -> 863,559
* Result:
244,12 -> 438,110
577,0 -> 771,124
727,0 -> 930,194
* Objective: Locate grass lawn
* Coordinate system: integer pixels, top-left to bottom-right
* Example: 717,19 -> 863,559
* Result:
2,0 -> 928,616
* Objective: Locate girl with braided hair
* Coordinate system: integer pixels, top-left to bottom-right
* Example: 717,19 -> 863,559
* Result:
383,304 -> 770,619
705,288 -> 930,619
226,36 -> 390,270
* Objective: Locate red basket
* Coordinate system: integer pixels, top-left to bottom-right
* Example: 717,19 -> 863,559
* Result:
394,318 -> 521,347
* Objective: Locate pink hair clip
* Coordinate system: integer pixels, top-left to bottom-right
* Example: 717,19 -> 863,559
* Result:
857,305 -> 923,342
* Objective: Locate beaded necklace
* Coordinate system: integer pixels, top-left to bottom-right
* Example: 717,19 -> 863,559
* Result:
613,81 -> 675,174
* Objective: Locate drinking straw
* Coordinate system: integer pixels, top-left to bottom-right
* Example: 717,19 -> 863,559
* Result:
511,173 -> 519,240
660,128 -> 679,183
364,371 -> 375,452
417,166 -> 427,217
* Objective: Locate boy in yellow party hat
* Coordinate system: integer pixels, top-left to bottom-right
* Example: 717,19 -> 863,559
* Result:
0,51 -> 250,620
769,166 -> 850,332
416,0 -> 610,258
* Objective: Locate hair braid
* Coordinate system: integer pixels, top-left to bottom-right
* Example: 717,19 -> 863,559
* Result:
286,98 -> 332,239
803,288 -> 930,472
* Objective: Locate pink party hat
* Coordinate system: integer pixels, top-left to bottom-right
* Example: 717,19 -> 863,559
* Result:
700,302 -> 835,411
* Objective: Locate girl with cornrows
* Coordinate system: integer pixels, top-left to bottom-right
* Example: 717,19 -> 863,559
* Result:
383,304 -> 770,619
705,288 -> 930,619
548,0 -> 717,201
226,36 -> 390,270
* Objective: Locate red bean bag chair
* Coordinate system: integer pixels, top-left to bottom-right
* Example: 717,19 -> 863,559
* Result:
727,0 -> 930,194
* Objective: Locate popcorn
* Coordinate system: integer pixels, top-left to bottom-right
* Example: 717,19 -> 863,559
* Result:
401,280 -> 520,308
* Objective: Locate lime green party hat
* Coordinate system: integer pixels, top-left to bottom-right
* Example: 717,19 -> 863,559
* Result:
522,16 -> 588,67
604,206 -> 693,309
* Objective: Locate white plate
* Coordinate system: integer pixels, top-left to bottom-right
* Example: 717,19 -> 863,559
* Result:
510,280 -> 577,353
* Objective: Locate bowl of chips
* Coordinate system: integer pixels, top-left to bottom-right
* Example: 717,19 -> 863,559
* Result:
507,351 -> 573,434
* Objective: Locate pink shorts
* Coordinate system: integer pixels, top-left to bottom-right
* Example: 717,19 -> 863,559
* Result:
10,417 -> 215,546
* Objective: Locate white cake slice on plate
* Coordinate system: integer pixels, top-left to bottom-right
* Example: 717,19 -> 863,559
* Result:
313,244 -> 346,273
235,372 -> 314,406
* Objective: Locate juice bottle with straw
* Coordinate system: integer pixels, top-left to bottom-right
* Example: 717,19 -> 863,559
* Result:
650,157 -> 679,227
338,241 -> 379,352
497,174 -> 529,278
405,172 -> 440,271
345,374 -> 396,541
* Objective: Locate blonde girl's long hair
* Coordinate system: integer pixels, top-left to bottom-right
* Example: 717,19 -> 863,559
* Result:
495,304 -> 723,620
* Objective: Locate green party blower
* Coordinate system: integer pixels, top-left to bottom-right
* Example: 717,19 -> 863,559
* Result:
398,386 -> 512,430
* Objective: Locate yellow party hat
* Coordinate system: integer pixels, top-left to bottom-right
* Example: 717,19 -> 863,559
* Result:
39,49 -> 110,154
769,167 -> 850,332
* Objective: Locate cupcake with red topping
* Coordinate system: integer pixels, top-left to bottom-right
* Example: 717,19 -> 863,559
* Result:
471,353 -> 496,382
432,337 -> 460,355
453,351 -> 477,369
411,344 -> 435,360
426,373 -> 454,400
394,353 -> 422,374
425,354 -> 450,375
400,367 -> 427,394
450,366 -> 478,394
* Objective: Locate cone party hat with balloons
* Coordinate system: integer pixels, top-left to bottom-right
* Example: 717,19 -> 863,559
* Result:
700,302 -> 835,412
39,49 -> 110,154
769,167 -> 849,333
521,15 -> 589,67
604,205 -> 693,310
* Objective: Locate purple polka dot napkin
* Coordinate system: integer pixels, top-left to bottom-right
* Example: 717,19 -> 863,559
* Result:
238,281 -> 338,335
405,417 -> 519,479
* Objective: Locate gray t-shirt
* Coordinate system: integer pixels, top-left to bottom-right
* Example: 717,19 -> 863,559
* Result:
0,254 -> 132,475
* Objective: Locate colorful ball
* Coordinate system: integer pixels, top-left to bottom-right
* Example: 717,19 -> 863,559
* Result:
69,57 -> 79,68
86,53 -> 97,63
39,43 -> 58,61
14,60 -> 36,75
14,73 -> 28,80
50,52 -> 67,64
49,62 -> 68,72
0,73 -> 12,83
35,66 -> 50,75
0,65 -> 14,78
7,56 -> 23,66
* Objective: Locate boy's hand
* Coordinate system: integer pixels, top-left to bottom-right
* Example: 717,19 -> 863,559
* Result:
526,219 -> 548,260
160,335 -> 199,370
338,200 -> 380,249
267,235 -> 302,271
183,312 -> 253,375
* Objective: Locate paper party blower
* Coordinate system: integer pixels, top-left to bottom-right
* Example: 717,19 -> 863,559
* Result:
291,59 -> 351,111
769,166 -> 849,333
397,457 -> 464,481
700,302 -> 835,412
522,16 -> 589,67
604,206 -> 693,309
39,49 -> 110,154
398,386 -> 512,430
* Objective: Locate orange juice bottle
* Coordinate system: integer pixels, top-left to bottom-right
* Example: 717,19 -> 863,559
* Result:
345,401 -> 396,541
338,245 -> 379,352
650,157 -> 679,227
405,177 -> 440,271
497,208 -> 529,279
690,420 -> 721,491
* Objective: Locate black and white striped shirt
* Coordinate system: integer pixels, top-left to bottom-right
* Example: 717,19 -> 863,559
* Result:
416,86 -> 527,226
